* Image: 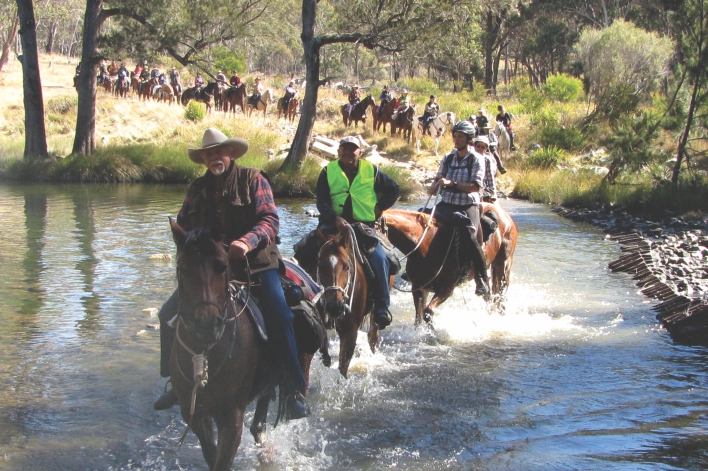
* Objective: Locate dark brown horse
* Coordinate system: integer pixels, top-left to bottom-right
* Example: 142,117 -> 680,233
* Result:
341,95 -> 376,127
181,85 -> 214,113
373,98 -> 397,134
381,203 -> 517,325
277,96 -> 299,123
390,105 -> 416,141
312,225 -> 381,377
167,219 -> 315,470
223,84 -> 247,115
138,78 -> 155,101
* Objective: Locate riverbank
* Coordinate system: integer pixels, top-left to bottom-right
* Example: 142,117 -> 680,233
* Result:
553,205 -> 708,342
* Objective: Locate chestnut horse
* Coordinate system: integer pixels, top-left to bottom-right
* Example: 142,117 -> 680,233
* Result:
381,203 -> 517,325
312,225 -> 382,377
277,96 -> 299,123
167,219 -> 316,470
373,98 -> 397,134
341,95 -> 376,127
390,105 -> 416,141
222,84 -> 247,115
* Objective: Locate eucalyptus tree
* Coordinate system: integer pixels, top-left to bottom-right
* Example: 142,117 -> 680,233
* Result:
0,0 -> 19,71
72,0 -> 270,155
281,0 -> 445,169
16,0 -> 48,158
670,0 -> 708,184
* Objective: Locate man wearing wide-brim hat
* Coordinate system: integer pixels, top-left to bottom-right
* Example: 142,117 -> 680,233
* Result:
315,135 -> 401,329
153,128 -> 311,420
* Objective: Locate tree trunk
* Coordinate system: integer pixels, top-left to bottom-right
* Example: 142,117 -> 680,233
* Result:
483,11 -> 495,90
45,19 -> 57,54
72,0 -> 103,155
0,12 -> 20,72
16,0 -> 48,159
672,71 -> 701,185
280,0 -> 320,170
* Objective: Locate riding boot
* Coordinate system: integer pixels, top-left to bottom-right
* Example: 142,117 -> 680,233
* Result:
153,385 -> 178,410
467,227 -> 489,296
159,322 -> 175,378
285,392 -> 311,420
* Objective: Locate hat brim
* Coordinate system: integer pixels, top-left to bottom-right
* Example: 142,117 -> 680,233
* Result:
188,138 -> 249,164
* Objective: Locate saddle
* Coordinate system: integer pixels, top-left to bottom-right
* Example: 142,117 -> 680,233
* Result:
422,205 -> 499,243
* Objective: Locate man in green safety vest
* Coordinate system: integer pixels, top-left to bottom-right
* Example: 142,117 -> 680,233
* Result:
316,136 -> 401,329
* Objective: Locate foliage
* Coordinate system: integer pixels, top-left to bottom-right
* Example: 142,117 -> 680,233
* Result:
538,124 -> 586,151
543,73 -> 583,102
46,95 -> 78,114
525,145 -> 567,169
575,20 -> 674,125
378,163 -> 420,200
211,46 -> 247,75
518,86 -> 547,115
184,101 -> 206,122
600,110 -> 662,184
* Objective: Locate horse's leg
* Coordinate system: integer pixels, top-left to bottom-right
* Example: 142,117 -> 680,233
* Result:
423,285 -> 455,323
250,396 -> 270,446
299,352 -> 314,393
185,412 -> 218,469
413,289 -> 428,326
367,312 -> 380,354
336,317 -> 359,378
434,136 -> 440,156
212,408 -> 245,471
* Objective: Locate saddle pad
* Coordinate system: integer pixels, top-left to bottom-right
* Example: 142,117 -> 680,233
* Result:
230,283 -> 268,342
282,258 -> 323,301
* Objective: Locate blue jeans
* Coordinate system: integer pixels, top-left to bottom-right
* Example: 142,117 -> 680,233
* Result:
369,241 -> 390,313
158,268 -> 306,395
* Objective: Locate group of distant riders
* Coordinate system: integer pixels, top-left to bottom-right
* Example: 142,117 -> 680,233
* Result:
89,59 -> 300,114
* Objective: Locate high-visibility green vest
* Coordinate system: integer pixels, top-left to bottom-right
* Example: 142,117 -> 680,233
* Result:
327,159 -> 377,222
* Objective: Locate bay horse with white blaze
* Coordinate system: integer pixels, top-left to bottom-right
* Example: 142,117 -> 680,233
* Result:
341,95 -> 376,127
166,219 -> 316,471
380,203 -> 517,325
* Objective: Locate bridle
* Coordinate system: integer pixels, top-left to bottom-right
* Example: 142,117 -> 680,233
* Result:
316,226 -> 362,314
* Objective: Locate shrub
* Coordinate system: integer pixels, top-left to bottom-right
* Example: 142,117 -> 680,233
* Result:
538,124 -> 586,151
518,87 -> 546,115
400,77 -> 439,96
47,95 -> 78,114
525,145 -> 567,169
543,74 -> 583,102
184,101 -> 206,122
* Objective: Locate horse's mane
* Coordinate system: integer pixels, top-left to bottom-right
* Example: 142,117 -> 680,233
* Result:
183,227 -> 222,257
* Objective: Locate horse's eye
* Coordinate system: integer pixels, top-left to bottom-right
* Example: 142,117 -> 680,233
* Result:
343,264 -> 350,271
214,261 -> 227,274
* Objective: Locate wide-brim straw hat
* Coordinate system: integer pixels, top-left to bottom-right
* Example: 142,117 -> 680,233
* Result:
188,128 -> 249,164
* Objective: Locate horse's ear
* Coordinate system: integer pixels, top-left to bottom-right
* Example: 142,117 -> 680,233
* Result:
170,217 -> 187,248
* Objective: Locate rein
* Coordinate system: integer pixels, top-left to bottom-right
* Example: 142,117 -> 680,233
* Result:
396,186 -> 441,262
316,226 -> 363,314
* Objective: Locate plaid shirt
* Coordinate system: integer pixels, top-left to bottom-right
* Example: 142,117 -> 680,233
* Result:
436,147 -> 485,205
177,169 -> 279,252
483,151 -> 497,200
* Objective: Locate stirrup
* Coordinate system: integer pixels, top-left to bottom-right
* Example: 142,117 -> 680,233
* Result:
374,309 -> 392,329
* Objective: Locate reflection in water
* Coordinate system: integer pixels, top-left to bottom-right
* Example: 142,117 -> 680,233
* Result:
1,187 -> 708,470
71,187 -> 102,332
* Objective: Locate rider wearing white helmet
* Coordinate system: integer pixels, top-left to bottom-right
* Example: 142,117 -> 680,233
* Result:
428,120 -> 490,296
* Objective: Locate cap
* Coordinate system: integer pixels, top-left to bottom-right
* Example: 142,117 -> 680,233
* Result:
474,135 -> 489,146
339,136 -> 361,148
401,89 -> 408,93
430,95 -> 436,99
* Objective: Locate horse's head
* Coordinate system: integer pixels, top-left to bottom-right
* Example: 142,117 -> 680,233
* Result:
170,218 -> 230,345
315,227 -> 354,321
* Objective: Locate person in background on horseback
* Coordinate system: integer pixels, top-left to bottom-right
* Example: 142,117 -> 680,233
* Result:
134,62 -> 143,79
420,95 -> 440,135
477,122 -> 507,174
153,128 -> 311,420
169,66 -> 181,94
229,71 -> 242,87
475,135 -> 497,202
282,80 -> 297,111
107,60 -> 117,75
194,73 -> 204,93
428,120 -> 490,296
316,136 -> 400,330
216,70 -> 227,86
392,89 -> 410,120
249,77 -> 264,107
496,104 -> 517,150
347,84 -> 361,117
98,59 -> 108,84
475,108 -> 489,133
378,85 -> 393,117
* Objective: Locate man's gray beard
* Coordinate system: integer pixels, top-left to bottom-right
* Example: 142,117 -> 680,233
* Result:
209,165 -> 225,176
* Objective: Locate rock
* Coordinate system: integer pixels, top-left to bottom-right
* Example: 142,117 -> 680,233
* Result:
305,209 -> 319,217
145,324 -> 160,330
311,141 -> 338,159
142,308 -> 158,317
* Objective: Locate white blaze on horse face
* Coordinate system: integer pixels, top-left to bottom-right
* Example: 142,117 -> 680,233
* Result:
328,255 -> 339,277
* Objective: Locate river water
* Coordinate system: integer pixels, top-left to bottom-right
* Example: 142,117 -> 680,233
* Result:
1,183 -> 707,471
